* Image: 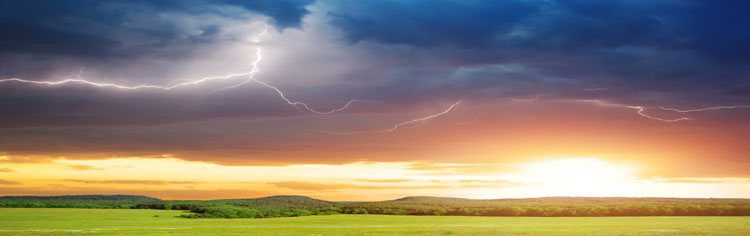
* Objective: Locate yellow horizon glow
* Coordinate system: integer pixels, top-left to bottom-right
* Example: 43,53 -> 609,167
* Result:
510,158 -> 635,196
1,156 -> 749,200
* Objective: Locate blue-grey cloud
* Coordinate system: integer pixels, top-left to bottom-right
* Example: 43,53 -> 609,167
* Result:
327,0 -> 750,61
325,0 -> 750,106
328,0 -> 539,47
0,0 -> 313,60
1,0 -> 750,168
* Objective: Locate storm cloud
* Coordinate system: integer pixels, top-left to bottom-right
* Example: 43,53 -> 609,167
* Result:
0,0 -> 749,173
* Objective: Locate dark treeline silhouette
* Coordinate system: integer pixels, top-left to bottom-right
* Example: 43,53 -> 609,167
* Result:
2,195 -> 750,218
339,196 -> 750,217
0,195 -> 160,209
0,195 -> 158,201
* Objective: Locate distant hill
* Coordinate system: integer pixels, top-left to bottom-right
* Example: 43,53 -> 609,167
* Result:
254,195 -> 333,204
255,195 -> 328,201
0,195 -> 160,201
390,196 -> 472,203
219,195 -> 335,209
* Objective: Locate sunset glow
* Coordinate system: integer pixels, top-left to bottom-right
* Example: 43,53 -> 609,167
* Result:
515,158 -> 634,192
0,156 -> 747,200
1,0 -> 750,201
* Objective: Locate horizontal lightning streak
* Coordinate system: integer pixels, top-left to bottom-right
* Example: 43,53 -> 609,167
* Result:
627,105 -> 692,122
659,105 -> 750,113
0,73 -> 248,90
239,78 -> 370,114
510,94 -> 553,102
582,87 -> 609,91
506,87 -> 699,122
566,99 -> 692,123
0,22 -> 362,115
511,88 -> 748,122
313,101 -> 462,135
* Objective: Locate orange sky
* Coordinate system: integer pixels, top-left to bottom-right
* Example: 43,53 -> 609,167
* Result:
1,156 -> 749,200
2,101 -> 749,200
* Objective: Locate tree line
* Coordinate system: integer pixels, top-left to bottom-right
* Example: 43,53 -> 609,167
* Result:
2,195 -> 749,218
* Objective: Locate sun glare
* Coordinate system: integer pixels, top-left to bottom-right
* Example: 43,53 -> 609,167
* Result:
514,158 -> 635,196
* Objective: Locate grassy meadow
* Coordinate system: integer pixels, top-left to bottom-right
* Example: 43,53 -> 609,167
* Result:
1,208 -> 749,235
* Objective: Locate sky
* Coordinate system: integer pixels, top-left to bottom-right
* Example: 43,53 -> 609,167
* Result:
1,0 -> 750,200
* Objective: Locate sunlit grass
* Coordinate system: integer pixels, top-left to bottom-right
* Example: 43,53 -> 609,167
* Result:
0,208 -> 749,235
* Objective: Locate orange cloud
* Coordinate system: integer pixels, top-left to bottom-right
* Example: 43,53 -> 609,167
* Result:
68,165 -> 105,171
65,179 -> 202,185
0,186 -> 276,200
354,179 -> 412,183
269,182 -> 372,191
0,180 -> 19,185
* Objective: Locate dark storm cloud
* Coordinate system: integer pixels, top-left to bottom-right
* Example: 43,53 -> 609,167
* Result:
327,0 -> 750,106
219,0 -> 316,28
328,0 -> 750,60
0,0 -> 313,59
1,0 -> 750,168
4,0 -> 748,130
0,85 -> 299,128
328,0 -> 539,47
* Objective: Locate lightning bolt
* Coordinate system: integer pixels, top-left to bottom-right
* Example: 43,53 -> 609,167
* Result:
569,99 -> 692,122
208,23 -> 269,93
569,100 -> 750,122
204,24 -> 370,115
0,72 -> 252,90
313,101 -> 462,134
627,105 -> 692,122
582,87 -> 609,91
220,77 -> 370,114
659,105 -> 750,113
508,87 -> 696,122
510,94 -> 553,102
0,22 -> 362,115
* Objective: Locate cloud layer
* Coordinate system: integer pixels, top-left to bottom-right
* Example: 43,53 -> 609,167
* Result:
0,0 -> 749,179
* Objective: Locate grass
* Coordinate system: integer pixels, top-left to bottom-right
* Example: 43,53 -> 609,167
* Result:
0,208 -> 748,235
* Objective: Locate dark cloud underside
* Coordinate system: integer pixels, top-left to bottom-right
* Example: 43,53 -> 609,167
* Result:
0,0 -> 749,175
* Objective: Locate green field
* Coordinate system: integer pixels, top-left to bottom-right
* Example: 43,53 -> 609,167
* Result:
0,208 -> 749,235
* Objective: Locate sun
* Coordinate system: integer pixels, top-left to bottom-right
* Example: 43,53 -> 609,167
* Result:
514,158 -> 636,196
